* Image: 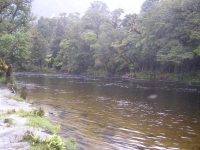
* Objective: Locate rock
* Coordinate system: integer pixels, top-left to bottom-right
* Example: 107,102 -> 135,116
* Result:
0,142 -> 30,150
147,94 -> 158,100
0,87 -> 51,149
159,76 -> 168,81
122,73 -> 136,79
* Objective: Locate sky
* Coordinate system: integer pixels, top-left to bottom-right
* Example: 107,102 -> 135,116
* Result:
32,0 -> 146,18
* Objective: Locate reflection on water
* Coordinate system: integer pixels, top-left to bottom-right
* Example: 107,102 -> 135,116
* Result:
16,73 -> 200,150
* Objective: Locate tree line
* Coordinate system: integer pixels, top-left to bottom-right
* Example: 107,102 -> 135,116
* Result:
0,0 -> 200,81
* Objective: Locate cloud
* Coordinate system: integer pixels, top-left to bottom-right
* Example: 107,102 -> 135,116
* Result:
32,0 -> 146,18
51,13 -> 55,18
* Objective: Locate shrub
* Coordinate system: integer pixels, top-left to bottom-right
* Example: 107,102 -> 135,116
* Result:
32,107 -> 45,117
45,134 -> 66,150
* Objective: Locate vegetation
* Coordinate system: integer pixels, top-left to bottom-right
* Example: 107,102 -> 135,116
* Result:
0,0 -> 200,82
17,108 -> 60,134
5,109 -> 16,114
20,86 -> 27,100
0,107 -> 73,149
6,94 -> 24,101
0,76 -> 6,83
19,108 -> 76,150
23,131 -> 67,150
4,118 -> 14,125
66,139 -> 77,150
45,134 -> 66,150
27,116 -> 60,134
18,108 -> 74,149
17,108 -> 33,117
32,107 -> 45,117
6,86 -> 28,100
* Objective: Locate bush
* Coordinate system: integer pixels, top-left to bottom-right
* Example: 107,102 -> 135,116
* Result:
32,107 -> 45,117
45,134 -> 66,150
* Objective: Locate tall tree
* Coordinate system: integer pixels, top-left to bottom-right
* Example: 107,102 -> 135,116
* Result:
30,28 -> 48,70
0,0 -> 33,33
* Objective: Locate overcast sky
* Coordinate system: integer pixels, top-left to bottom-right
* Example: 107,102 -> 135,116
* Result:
32,0 -> 146,18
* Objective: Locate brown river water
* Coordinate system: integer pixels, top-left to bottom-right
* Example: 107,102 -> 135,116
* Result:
16,73 -> 200,150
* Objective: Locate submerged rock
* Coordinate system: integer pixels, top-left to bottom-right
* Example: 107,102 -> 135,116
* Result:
122,73 -> 136,79
147,94 -> 158,100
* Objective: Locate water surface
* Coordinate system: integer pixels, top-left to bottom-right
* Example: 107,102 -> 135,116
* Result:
16,73 -> 200,150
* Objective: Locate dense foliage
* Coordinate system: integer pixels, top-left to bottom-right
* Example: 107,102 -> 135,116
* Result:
0,0 -> 200,81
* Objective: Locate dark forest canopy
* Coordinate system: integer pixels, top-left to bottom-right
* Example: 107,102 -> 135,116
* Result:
0,0 -> 200,81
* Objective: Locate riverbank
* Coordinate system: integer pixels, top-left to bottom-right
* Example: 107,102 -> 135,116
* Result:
122,71 -> 200,83
18,70 -> 200,83
0,85 -> 67,150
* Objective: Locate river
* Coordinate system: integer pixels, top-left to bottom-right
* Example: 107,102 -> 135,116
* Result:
16,73 -> 200,150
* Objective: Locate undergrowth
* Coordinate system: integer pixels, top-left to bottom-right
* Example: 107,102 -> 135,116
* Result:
22,131 -> 76,150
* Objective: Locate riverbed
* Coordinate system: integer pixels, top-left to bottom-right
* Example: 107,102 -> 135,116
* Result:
16,73 -> 200,150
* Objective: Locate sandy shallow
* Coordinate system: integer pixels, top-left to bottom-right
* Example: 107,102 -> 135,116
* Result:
0,86 -> 50,150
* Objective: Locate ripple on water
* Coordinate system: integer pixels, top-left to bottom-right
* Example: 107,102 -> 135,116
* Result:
96,96 -> 110,101
16,73 -> 200,150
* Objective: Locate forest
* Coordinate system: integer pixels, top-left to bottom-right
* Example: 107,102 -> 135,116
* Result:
0,0 -> 200,81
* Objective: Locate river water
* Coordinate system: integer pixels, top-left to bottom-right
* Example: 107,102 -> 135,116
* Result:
16,73 -> 200,150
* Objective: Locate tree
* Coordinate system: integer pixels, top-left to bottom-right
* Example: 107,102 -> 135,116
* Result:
0,28 -> 31,70
0,0 -> 33,70
82,1 -> 109,37
110,8 -> 124,28
0,58 -> 12,77
139,0 -> 194,73
0,0 -> 33,33
30,28 -> 48,70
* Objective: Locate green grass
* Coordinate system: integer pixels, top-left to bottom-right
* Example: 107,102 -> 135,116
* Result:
66,139 -> 77,149
17,109 -> 74,149
22,132 -> 68,150
6,109 -> 16,114
0,112 -> 5,119
18,108 -> 66,150
28,143 -> 47,150
17,108 -> 45,117
16,109 -> 60,134
45,134 -> 66,150
27,116 -> 60,134
22,131 -> 46,150
0,76 -> 6,83
5,94 -> 24,101
17,109 -> 32,117
0,109 -> 15,120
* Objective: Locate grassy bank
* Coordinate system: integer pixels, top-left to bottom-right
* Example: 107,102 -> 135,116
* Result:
0,85 -> 77,150
0,105 -> 77,150
134,71 -> 200,83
